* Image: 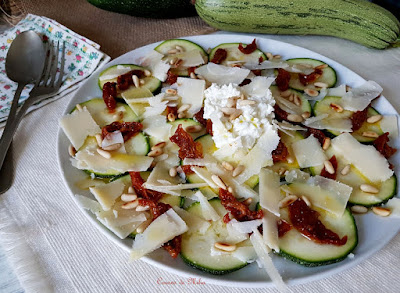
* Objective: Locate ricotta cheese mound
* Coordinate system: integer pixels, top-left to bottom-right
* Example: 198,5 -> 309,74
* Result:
203,83 -> 276,154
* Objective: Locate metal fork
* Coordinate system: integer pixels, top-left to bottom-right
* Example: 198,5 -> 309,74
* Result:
0,41 -> 65,193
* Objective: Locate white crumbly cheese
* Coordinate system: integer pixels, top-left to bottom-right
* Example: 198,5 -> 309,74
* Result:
203,83 -> 276,153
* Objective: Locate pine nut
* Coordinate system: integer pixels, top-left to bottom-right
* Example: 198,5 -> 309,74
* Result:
279,195 -> 298,208
139,79 -> 145,85
166,88 -> 177,95
169,167 -> 177,177
302,111 -> 311,119
273,54 -> 282,59
221,107 -> 237,115
294,95 -> 302,106
112,111 -> 124,120
178,112 -> 186,119
266,52 -> 273,60
315,64 -> 328,70
214,242 -> 237,252
167,113 -> 176,122
304,88 -> 319,97
167,102 -> 178,108
341,164 -> 351,175
232,165 -> 245,177
152,141 -> 166,150
102,143 -> 123,151
121,193 -> 138,202
314,82 -> 328,88
186,125 -> 203,133
222,161 -> 234,171
167,49 -> 178,54
148,149 -> 163,157
229,109 -> 242,121
122,200 -> 139,210
360,184 -> 379,194
144,69 -> 151,76
95,134 -> 103,147
362,131 -> 379,138
97,148 -> 111,159
227,186 -> 233,193
68,145 -> 76,157
287,114 -> 303,123
351,205 -> 368,214
367,115 -> 383,124
128,186 -> 135,194
372,207 -> 391,217
136,205 -> 150,212
175,45 -> 184,52
169,57 -> 178,65
226,98 -> 237,108
132,75 -> 140,88
280,90 -> 292,98
242,198 -> 253,206
76,103 -> 83,111
288,93 -> 294,102
301,195 -> 311,207
211,175 -> 227,190
190,72 -> 196,79
330,103 -> 344,113
278,167 -> 286,176
177,104 -> 191,113
323,160 -> 335,174
136,221 -> 150,234
286,156 -> 294,164
322,137 -> 331,150
238,100 -> 256,106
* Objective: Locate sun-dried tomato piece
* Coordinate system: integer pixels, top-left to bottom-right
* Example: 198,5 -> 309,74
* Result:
223,213 -> 231,223
276,68 -> 291,91
298,68 -> 323,86
181,165 -> 195,175
272,140 -> 289,163
165,69 -> 178,85
194,108 -> 207,126
305,127 -> 326,146
252,69 -> 262,76
351,107 -> 369,131
239,79 -> 251,86
187,66 -> 197,75
373,132 -> 397,159
163,235 -> 182,258
219,188 -> 263,222
116,70 -> 145,91
273,105 -> 289,121
102,82 -> 117,112
277,219 -> 292,238
288,198 -> 347,246
258,56 -> 264,64
238,39 -> 257,54
206,119 -> 213,136
102,121 -> 143,142
170,124 -> 203,160
211,48 -> 228,64
320,155 -> 338,180
129,172 -> 164,203
167,106 -> 178,117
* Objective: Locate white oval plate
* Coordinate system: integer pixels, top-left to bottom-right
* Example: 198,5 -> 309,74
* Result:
57,34 -> 400,288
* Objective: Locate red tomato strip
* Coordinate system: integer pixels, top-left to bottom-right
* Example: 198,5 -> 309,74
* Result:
276,69 -> 291,91
320,155 -> 338,180
238,39 -> 257,54
211,48 -> 228,64
102,82 -> 117,112
170,124 -> 203,160
351,107 -> 369,131
373,132 -> 397,159
272,140 -> 289,163
298,68 -> 323,86
102,121 -> 143,142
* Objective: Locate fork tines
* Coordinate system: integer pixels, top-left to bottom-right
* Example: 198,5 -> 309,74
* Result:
37,40 -> 65,89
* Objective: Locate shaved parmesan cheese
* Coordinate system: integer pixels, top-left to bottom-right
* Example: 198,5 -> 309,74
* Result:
191,166 -> 219,189
327,84 -> 347,97
231,219 -> 262,234
144,161 -> 182,188
242,76 -> 275,97
130,209 -> 188,260
259,168 -> 281,216
76,194 -> 102,214
99,66 -> 132,81
292,135 -> 327,168
74,149 -> 153,173
60,107 -> 101,150
173,207 -> 210,234
303,88 -> 327,101
235,129 -> 280,184
140,50 -> 170,82
102,131 -> 126,154
143,93 -> 168,118
380,115 -> 398,139
262,211 -> 279,252
142,115 -> 172,141
190,191 -> 220,221
331,133 -> 393,182
304,116 -> 352,133
274,95 -> 303,115
284,169 -> 310,183
232,246 -> 257,263
89,180 -> 125,211
177,77 -> 205,116
276,121 -> 306,131
195,63 -> 250,85
176,49 -> 205,67
244,60 -> 314,75
341,80 -> 383,111
226,220 -> 249,244
250,229 -> 287,292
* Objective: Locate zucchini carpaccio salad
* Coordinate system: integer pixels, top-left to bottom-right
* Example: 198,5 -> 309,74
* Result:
60,38 -> 400,288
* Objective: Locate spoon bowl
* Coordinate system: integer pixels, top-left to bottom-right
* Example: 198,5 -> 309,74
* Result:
5,30 -> 46,84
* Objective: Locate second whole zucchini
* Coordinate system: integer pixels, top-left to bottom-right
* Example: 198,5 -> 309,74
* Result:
195,0 -> 400,49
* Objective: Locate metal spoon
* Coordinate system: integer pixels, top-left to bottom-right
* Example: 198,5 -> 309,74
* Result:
0,31 -> 46,193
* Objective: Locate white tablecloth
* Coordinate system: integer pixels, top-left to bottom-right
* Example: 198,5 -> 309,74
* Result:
1,32 -> 400,293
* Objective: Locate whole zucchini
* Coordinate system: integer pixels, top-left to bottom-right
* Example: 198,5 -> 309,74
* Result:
87,0 -> 197,18
195,0 -> 400,49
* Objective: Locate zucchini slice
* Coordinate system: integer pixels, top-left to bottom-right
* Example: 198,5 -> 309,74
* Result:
155,39 -> 208,76
285,58 -> 337,91
278,206 -> 358,266
181,199 -> 250,274
98,64 -> 161,94
79,132 -> 150,178
169,118 -> 207,140
313,96 -> 383,143
74,98 -> 139,126
310,148 -> 397,207
209,42 -> 267,66
270,85 -> 312,114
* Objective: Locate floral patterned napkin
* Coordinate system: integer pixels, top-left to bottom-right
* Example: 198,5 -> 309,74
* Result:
0,14 -> 110,127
